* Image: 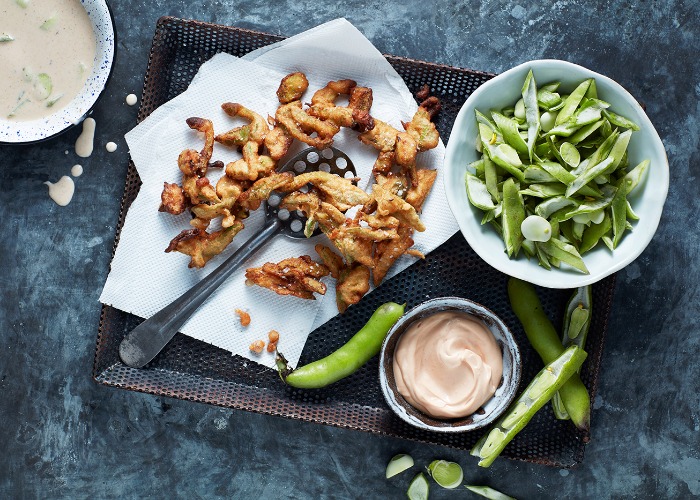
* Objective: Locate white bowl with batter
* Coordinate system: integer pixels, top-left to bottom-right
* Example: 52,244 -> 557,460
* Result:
0,0 -> 115,144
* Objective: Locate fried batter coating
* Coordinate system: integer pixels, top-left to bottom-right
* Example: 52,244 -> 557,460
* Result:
311,79 -> 357,106
419,96 -> 442,120
358,119 -> 398,152
307,79 -> 374,133
403,104 -> 440,152
177,117 -> 221,205
395,132 -> 418,168
277,171 -> 370,212
373,224 -> 414,286
328,222 -> 375,267
276,102 -> 339,149
245,255 -> 330,300
314,244 -> 344,279
405,168 -> 438,212
336,263 -> 371,313
264,124 -> 294,161
238,172 -> 294,211
216,103 -> 269,146
225,147 -> 276,181
371,175 -> 425,232
159,182 -> 187,215
277,72 -> 309,104
415,84 -> 431,101
190,175 -> 248,221
165,221 -> 244,268
281,192 -> 347,238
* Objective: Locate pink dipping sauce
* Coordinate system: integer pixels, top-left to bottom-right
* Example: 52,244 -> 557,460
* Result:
393,311 -> 503,419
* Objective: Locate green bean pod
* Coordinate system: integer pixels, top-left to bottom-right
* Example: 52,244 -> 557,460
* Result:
552,286 -> 593,419
507,278 -> 591,430
471,345 -> 587,467
276,302 -> 405,389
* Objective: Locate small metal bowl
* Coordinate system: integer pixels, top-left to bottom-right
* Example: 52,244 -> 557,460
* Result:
379,297 -> 521,432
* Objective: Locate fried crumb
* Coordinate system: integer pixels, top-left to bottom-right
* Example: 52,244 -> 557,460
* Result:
249,340 -> 264,354
406,249 -> 425,259
266,342 -> 277,353
235,309 -> 251,326
268,330 -> 280,344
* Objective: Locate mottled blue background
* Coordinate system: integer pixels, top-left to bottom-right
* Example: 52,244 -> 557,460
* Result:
1,1 -> 698,498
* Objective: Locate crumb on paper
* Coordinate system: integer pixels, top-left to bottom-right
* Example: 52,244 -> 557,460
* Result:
268,330 -> 280,343
235,308 -> 251,326
266,342 -> 277,353
249,340 -> 264,354
406,248 -> 425,259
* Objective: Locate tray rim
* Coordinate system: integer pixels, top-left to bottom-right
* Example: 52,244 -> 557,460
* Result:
92,16 -> 616,469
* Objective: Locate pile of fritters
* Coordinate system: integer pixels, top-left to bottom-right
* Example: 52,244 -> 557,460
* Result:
160,73 -> 441,312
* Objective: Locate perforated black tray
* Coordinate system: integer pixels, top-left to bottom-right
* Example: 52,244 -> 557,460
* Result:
94,17 -> 616,468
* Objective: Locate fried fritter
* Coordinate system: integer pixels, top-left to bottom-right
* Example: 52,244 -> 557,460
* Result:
403,102 -> 440,152
190,175 -> 248,222
264,123 -> 294,160
395,131 -> 418,168
275,101 -> 339,149
372,223 -> 414,286
238,172 -> 295,211
328,222 -> 375,267
216,103 -> 269,146
159,182 -> 187,215
336,263 -> 371,313
277,171 -> 370,212
165,221 -> 244,269
307,80 -> 375,133
311,79 -> 357,106
245,255 -> 330,300
314,244 -> 344,279
277,72 -> 309,104
358,119 -> 398,152
405,168 -> 438,212
176,117 -> 221,205
372,175 -> 425,232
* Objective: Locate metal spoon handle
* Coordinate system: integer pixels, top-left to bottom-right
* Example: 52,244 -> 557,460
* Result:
119,219 -> 282,368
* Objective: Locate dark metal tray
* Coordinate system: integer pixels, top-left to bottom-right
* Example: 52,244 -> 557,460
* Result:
94,16 -> 615,468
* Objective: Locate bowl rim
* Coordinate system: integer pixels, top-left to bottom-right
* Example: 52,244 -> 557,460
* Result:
443,59 -> 670,289
0,0 -> 117,145
379,296 -> 522,433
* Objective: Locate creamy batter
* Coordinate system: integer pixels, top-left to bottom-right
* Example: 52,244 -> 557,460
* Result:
393,311 -> 503,419
0,0 -> 96,120
75,117 -> 96,157
44,176 -> 75,206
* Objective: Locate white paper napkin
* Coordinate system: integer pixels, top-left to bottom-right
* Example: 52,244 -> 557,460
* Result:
100,19 -> 458,368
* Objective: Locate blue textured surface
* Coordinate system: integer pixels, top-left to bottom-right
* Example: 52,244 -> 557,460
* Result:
1,1 -> 699,498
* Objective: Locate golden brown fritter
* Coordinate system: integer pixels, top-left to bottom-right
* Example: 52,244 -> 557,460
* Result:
176,117 -> 221,206
314,244 -> 344,279
276,72 -> 309,104
372,175 -> 425,232
275,101 -> 339,149
159,182 -> 187,215
308,80 -> 375,133
245,255 -> 330,300
216,103 -> 269,146
238,172 -> 295,211
264,123 -> 294,161
165,221 -> 245,269
336,263 -> 371,313
277,171 -> 370,212
403,102 -> 440,152
372,224 -> 414,286
358,119 -> 398,152
405,168 -> 437,212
